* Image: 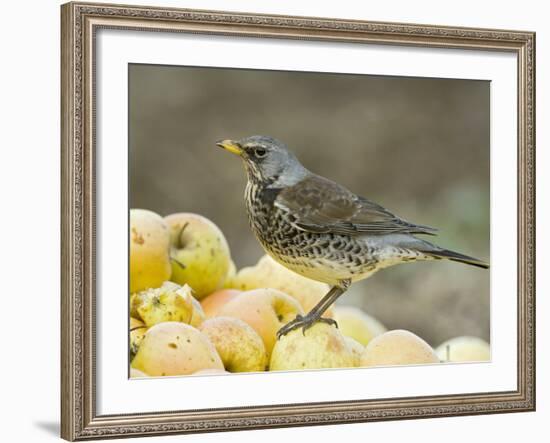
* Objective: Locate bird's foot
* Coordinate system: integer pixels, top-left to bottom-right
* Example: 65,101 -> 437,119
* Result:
276,314 -> 338,339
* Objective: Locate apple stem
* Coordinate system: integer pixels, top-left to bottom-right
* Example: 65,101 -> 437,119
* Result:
177,222 -> 190,248
170,257 -> 186,269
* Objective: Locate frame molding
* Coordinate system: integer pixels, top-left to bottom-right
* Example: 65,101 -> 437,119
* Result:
61,2 -> 535,440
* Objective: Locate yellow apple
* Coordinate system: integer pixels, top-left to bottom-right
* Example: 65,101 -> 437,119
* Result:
130,317 -> 147,360
270,323 -> 355,371
131,322 -> 223,376
218,288 -> 303,357
200,317 -> 268,372
360,330 -> 440,367
200,289 -> 241,318
130,209 -> 172,293
165,213 -> 231,299
344,336 -> 364,367
131,282 -> 194,327
435,336 -> 491,362
189,296 -> 206,328
333,306 -> 386,346
222,259 -> 237,288
229,255 -> 332,317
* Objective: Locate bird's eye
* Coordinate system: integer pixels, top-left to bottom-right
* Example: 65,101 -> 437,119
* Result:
254,147 -> 267,158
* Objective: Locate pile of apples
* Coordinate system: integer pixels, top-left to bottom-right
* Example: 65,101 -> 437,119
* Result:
129,209 -> 490,378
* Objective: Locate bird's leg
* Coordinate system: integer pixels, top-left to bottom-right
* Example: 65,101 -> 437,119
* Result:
276,279 -> 351,339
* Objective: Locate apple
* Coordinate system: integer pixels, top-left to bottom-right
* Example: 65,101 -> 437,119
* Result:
189,296 -> 206,328
200,317 -> 268,372
344,336 -> 364,367
218,288 -> 303,357
130,368 -> 149,378
200,289 -> 241,318
130,317 -> 147,360
130,282 -> 194,328
131,322 -> 223,376
222,259 -> 238,288
435,336 -> 490,362
270,323 -> 355,371
228,255 -> 333,317
130,209 -> 172,293
333,306 -> 386,346
360,330 -> 440,367
165,213 -> 231,299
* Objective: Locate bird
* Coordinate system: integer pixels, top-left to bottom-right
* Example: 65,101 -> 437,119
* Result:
216,135 -> 489,338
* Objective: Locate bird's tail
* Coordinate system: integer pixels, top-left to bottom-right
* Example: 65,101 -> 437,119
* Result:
424,248 -> 490,269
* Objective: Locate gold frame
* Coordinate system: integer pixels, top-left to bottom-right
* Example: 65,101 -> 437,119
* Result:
61,2 -> 536,440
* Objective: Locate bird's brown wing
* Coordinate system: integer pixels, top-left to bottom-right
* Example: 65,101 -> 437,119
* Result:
274,174 -> 437,236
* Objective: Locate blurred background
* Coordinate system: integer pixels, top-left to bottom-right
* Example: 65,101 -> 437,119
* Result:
129,64 -> 490,347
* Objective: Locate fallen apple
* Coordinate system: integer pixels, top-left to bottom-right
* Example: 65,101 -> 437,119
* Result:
360,330 -> 440,367
344,336 -> 364,367
333,305 -> 386,346
228,255 -> 332,317
130,317 -> 147,361
130,209 -> 172,293
189,296 -> 206,328
165,213 -> 232,299
218,288 -> 303,357
200,289 -> 241,318
270,323 -> 355,371
435,336 -> 490,362
131,282 -> 194,327
200,317 -> 268,372
131,322 -> 223,376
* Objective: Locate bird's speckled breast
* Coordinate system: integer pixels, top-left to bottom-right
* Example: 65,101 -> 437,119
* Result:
244,181 -> 382,285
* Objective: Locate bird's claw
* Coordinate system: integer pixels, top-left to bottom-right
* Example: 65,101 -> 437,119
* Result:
277,315 -> 338,339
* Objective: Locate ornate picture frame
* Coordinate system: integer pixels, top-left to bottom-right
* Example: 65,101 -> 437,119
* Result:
61,2 -> 535,440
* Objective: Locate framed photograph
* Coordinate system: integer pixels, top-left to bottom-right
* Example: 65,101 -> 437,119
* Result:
61,1 -> 535,440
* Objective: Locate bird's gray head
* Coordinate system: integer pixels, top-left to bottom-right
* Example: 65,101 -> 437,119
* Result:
216,135 -> 307,185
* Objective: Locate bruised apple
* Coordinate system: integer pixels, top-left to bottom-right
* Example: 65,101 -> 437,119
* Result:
131,322 -> 223,376
130,282 -> 194,327
270,323 -> 355,371
218,288 -> 302,357
200,317 -> 268,372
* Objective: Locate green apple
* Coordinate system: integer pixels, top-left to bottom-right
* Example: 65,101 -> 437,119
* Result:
129,209 -> 172,294
435,336 -> 490,362
165,213 -> 231,299
270,323 -> 355,371
333,306 -> 386,346
200,317 -> 268,372
360,330 -> 440,367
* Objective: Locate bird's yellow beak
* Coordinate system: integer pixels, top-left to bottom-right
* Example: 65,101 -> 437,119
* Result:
216,139 -> 243,156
